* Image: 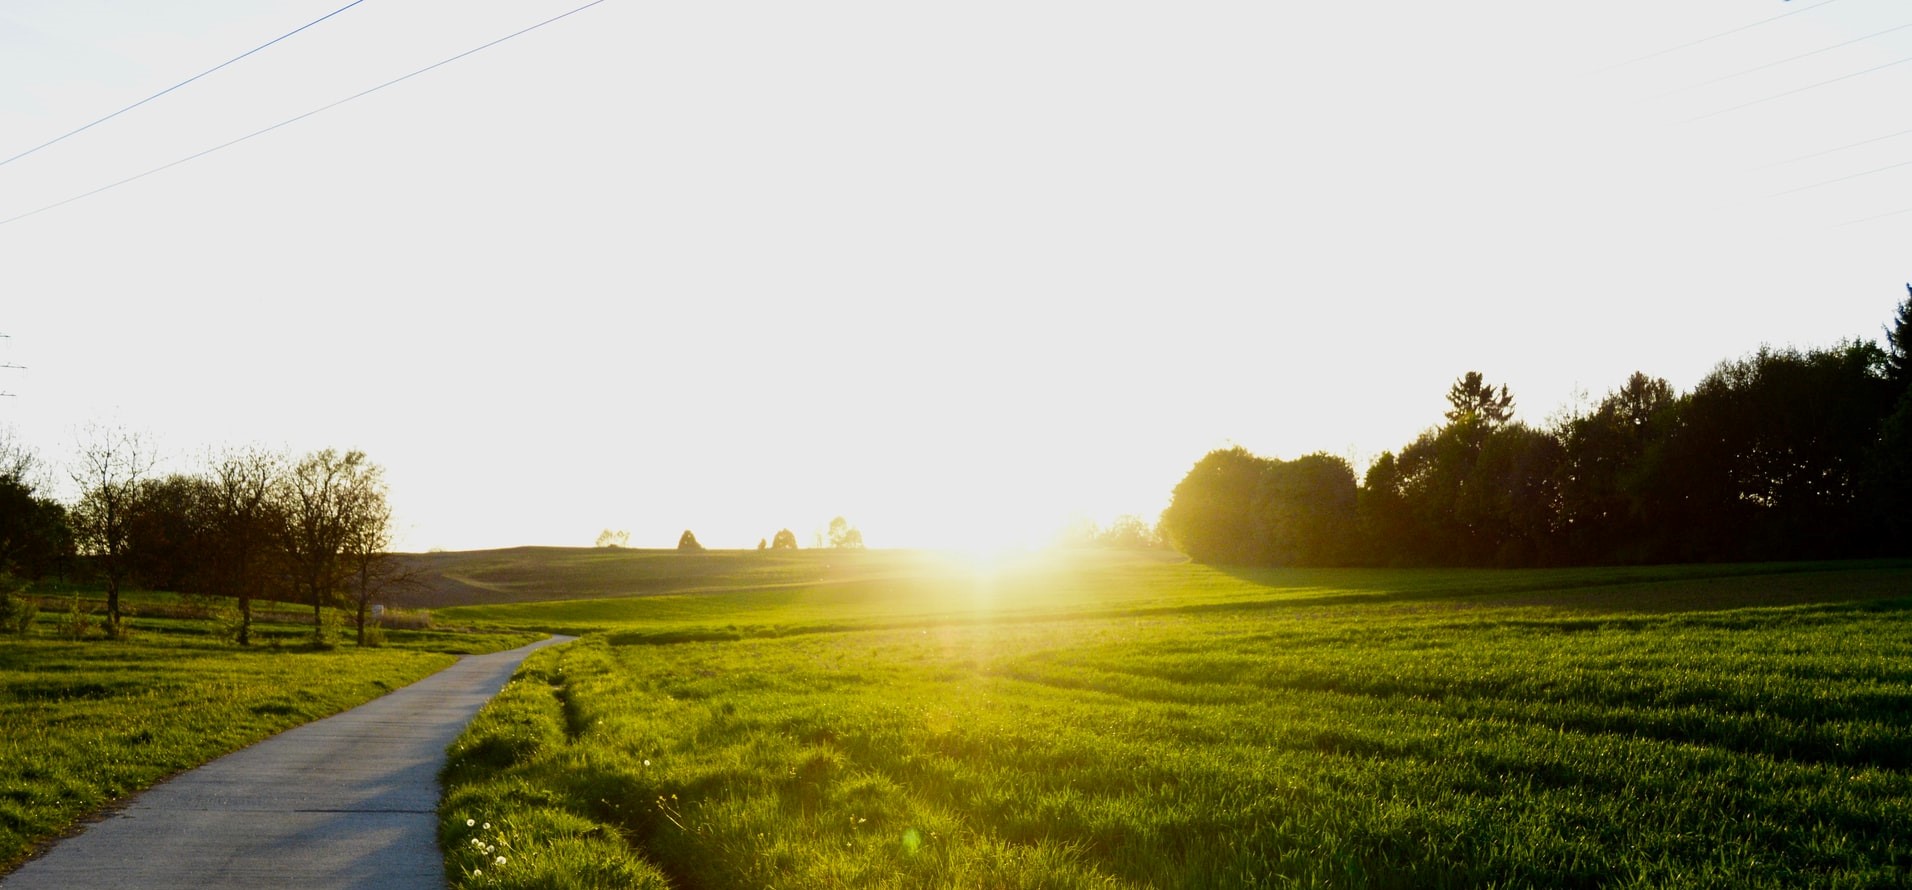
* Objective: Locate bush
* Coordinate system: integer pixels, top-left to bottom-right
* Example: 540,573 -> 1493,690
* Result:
55,595 -> 94,641
0,576 -> 36,637
378,609 -> 434,631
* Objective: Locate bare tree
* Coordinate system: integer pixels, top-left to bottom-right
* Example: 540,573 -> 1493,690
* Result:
0,427 -> 32,481
337,460 -> 404,646
278,449 -> 375,642
68,426 -> 153,637
205,448 -> 284,645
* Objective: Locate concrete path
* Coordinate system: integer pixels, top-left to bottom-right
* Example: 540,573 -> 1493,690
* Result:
2,634 -> 574,890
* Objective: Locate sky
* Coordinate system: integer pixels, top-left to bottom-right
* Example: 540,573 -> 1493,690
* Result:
2,0 -> 1909,552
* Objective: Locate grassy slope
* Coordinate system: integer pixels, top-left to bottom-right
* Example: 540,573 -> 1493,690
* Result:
400,547 -> 933,608
0,604 -> 541,874
438,553 -> 1912,888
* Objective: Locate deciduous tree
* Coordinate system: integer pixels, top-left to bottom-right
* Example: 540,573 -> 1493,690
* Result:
68,426 -> 152,637
0,435 -> 71,580
204,448 -> 283,646
278,449 -> 378,642
337,458 -> 400,646
827,517 -> 864,549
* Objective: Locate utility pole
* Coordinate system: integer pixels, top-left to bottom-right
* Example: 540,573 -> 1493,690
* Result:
0,334 -> 21,397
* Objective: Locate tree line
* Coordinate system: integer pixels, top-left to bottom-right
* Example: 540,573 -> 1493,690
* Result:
1162,290 -> 1912,567
0,431 -> 397,645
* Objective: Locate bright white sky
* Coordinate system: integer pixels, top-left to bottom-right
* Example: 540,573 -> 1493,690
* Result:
2,0 -> 1908,552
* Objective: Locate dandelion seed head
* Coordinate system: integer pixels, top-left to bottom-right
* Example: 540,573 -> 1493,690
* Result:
466,819 -> 476,827
495,856 -> 507,866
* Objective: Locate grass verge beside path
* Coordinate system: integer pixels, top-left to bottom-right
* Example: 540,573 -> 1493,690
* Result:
439,560 -> 1912,888
0,612 -> 541,873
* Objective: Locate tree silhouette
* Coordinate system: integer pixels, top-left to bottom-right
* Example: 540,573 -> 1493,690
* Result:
0,438 -> 71,581
677,530 -> 704,551
771,528 -> 798,550
1444,371 -> 1515,428
1886,283 -> 1912,388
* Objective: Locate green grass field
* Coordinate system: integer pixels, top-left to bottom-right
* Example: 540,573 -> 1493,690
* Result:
0,591 -> 539,873
435,551 -> 1912,888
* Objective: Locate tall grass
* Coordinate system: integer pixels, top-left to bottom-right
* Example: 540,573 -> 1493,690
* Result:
441,559 -> 1912,887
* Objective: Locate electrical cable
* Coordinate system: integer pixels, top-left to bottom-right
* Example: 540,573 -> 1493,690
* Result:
1758,124 -> 1912,168
1832,204 -> 1912,227
0,0 -> 611,229
1659,21 -> 1912,96
1595,0 -> 1845,73
1686,53 -> 1912,122
0,0 -> 372,170
1769,158 -> 1912,197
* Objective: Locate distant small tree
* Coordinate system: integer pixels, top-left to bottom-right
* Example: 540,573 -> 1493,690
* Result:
771,528 -> 798,550
595,529 -> 630,548
1095,514 -> 1159,549
757,538 -> 768,551
677,530 -> 704,551
1055,516 -> 1099,548
827,516 -> 864,549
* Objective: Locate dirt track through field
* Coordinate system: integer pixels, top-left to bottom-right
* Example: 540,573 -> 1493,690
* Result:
0,635 -> 572,890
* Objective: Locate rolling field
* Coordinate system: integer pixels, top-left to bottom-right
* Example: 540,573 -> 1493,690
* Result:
0,595 -> 540,873
436,552 -> 1912,888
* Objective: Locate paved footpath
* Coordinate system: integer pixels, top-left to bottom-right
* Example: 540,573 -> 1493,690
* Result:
2,634 -> 574,890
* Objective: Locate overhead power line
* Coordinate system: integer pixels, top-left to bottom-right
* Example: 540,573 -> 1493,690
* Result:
1759,124 -> 1912,169
0,0 -> 372,170
1596,0 -> 1846,73
1686,54 -> 1912,123
1833,205 -> 1912,227
0,0 -> 611,229
1659,21 -> 1912,96
1769,158 -> 1912,198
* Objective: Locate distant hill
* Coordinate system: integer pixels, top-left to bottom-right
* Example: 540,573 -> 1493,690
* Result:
395,546 -> 1177,608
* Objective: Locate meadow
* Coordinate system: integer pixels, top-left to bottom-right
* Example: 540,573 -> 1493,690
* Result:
0,588 -> 539,872
435,551 -> 1912,888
